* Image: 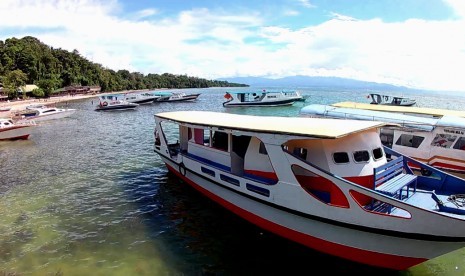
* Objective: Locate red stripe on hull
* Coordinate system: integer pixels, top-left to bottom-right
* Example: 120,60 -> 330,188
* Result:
165,163 -> 426,270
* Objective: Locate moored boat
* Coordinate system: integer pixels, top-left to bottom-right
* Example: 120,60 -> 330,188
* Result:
300,103 -> 465,175
368,93 -> 416,106
95,94 -> 139,111
153,110 -> 465,270
123,92 -> 161,104
0,118 -> 36,140
223,90 -> 303,107
14,106 -> 76,122
153,92 -> 200,102
0,106 -> 11,112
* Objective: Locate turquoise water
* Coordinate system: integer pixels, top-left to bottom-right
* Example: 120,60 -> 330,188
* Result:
1,87 -> 465,275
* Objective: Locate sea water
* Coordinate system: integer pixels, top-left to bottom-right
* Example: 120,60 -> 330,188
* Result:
1,87 -> 465,275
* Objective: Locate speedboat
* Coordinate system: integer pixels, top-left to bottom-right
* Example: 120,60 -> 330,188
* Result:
153,92 -> 200,102
223,90 -> 303,107
153,110 -> 465,270
95,94 -> 138,111
14,106 -> 76,122
0,106 -> 11,112
0,118 -> 36,140
123,92 -> 160,104
368,93 -> 416,106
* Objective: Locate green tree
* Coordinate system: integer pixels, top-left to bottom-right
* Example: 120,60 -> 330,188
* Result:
31,87 -> 45,98
3,69 -> 27,99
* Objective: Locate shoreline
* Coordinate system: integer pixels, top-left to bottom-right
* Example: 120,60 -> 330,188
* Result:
0,89 -> 152,117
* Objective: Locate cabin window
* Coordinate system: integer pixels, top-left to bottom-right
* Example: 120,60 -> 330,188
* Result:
194,128 -> 204,145
453,137 -> 465,150
293,147 -> 307,159
431,134 -> 456,148
372,147 -> 384,160
212,131 -> 229,151
353,150 -> 370,163
259,142 -> 268,155
333,152 -> 349,164
395,134 -> 424,148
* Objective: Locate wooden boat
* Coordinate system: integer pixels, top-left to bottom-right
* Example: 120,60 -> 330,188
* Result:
223,90 -> 303,107
95,94 -> 138,111
368,93 -> 416,106
300,104 -> 465,175
0,118 -> 36,140
153,92 -> 200,102
153,110 -> 465,270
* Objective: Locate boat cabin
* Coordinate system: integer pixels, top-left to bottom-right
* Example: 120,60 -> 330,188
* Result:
155,111 -> 390,206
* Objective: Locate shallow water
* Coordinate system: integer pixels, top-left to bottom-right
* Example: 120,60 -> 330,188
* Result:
1,87 -> 465,275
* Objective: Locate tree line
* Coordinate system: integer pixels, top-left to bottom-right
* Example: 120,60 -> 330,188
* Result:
0,36 -> 248,99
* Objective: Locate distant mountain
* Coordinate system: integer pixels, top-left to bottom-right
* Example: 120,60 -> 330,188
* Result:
217,76 -> 416,92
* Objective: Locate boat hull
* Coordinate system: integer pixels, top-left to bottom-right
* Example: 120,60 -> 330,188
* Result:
95,105 -> 137,111
223,98 -> 297,107
154,94 -> 200,102
160,155 -> 465,270
0,125 -> 33,140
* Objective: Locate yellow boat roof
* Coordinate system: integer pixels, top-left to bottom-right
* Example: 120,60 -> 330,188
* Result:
333,102 -> 465,118
155,111 -> 393,139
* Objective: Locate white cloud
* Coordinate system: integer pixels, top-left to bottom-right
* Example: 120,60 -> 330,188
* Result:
1,0 -> 465,91
297,0 -> 315,9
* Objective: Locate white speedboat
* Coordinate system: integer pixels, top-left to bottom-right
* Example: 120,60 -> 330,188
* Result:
368,93 -> 416,106
153,92 -> 200,102
123,92 -> 160,104
95,94 -> 138,111
223,90 -> 303,107
153,110 -> 465,270
0,118 -> 36,140
15,106 -> 76,122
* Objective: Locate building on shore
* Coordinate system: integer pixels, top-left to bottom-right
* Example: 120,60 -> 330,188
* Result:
63,85 -> 101,95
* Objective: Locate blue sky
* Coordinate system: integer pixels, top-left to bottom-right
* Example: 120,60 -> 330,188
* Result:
1,0 -> 465,91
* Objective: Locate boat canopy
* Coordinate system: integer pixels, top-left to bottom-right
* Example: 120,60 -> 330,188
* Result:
334,102 -> 465,118
155,111 -> 394,139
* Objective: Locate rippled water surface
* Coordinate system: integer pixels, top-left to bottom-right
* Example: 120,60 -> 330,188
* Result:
2,87 -> 465,275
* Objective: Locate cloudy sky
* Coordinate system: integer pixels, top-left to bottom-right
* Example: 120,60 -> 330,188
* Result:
1,0 -> 465,92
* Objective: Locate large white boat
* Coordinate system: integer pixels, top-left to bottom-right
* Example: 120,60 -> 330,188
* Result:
0,118 -> 36,140
95,94 -> 139,111
300,103 -> 465,175
123,92 -> 160,104
153,110 -> 465,270
223,90 -> 304,107
153,92 -> 200,102
368,93 -> 416,106
14,106 -> 76,122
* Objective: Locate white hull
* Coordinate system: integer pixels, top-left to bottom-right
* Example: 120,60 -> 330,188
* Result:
160,155 -> 464,270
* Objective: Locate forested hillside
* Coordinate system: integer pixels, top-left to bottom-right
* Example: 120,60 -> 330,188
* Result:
0,36 -> 247,98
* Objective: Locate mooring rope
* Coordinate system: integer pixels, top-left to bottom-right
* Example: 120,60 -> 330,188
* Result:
447,194 -> 465,208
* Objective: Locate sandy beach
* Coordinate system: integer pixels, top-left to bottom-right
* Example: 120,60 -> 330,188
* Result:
0,89 -> 150,118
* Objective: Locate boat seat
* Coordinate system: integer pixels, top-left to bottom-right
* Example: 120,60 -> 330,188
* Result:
374,156 -> 417,199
